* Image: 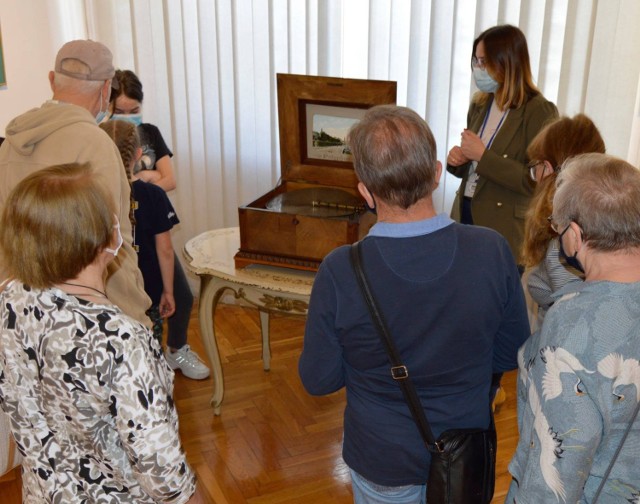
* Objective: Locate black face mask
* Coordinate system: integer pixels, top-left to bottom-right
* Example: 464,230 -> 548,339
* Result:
558,223 -> 585,274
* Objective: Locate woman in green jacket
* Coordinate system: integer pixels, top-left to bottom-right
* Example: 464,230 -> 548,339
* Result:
447,25 -> 558,265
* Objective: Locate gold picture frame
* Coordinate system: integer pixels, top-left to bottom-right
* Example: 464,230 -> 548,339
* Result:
300,100 -> 368,167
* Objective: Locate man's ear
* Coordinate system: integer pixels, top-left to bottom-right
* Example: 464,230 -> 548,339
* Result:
569,221 -> 584,250
48,71 -> 56,92
102,79 -> 113,103
434,161 -> 442,186
357,182 -> 375,208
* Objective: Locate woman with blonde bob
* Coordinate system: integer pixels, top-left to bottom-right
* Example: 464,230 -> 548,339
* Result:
507,153 -> 640,502
521,114 -> 605,324
0,163 -> 199,503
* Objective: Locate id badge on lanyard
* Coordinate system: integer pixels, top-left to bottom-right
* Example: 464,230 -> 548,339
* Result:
464,99 -> 508,198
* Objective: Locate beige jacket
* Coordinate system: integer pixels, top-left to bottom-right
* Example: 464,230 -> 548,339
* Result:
0,101 -> 151,325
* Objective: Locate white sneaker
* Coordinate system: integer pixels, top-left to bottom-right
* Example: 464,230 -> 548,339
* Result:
165,345 -> 210,380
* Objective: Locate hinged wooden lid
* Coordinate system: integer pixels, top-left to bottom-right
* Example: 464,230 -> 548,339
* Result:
277,73 -> 397,189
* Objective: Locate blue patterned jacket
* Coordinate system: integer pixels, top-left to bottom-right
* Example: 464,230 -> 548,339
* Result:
507,281 -> 640,503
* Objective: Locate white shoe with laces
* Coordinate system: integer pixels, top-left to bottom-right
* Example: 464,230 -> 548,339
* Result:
165,345 -> 210,380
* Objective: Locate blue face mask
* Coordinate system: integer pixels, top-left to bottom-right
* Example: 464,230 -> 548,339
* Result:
473,68 -> 499,93
111,113 -> 143,127
95,90 -> 108,124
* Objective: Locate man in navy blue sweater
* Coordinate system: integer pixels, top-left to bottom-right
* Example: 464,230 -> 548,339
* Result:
298,105 -> 530,504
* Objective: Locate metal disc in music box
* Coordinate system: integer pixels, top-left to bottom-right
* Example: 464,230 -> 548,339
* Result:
266,187 -> 364,218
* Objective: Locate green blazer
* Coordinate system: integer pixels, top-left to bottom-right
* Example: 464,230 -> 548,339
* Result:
448,93 -> 558,261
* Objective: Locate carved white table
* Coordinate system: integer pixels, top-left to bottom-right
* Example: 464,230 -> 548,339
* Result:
183,227 -> 315,415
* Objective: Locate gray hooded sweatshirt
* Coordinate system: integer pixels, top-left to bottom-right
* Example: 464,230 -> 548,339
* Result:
0,101 -> 151,325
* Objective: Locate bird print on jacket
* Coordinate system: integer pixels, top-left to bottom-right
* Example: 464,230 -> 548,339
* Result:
598,354 -> 640,402
507,281 -> 640,504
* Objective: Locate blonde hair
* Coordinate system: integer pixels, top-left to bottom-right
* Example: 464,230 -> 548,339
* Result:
0,163 -> 115,287
99,120 -> 140,177
473,25 -> 539,110
99,120 -> 140,228
520,115 -> 605,266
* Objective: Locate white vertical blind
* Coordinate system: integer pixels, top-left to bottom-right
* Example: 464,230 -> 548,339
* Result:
629,79 -> 640,166
343,0 -> 370,78
584,0 -> 640,158
427,0 -> 456,212
62,0 -> 640,286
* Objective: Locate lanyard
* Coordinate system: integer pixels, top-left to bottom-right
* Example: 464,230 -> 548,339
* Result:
478,97 -> 508,149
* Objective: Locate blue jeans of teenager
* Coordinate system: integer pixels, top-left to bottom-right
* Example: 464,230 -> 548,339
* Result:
350,469 -> 426,504
166,256 -> 194,350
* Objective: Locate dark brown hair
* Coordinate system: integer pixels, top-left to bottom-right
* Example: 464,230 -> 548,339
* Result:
110,69 -> 144,105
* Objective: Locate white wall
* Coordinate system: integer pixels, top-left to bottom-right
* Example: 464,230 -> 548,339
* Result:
0,0 -> 57,134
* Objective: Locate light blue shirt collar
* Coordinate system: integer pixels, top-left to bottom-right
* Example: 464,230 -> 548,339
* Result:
366,213 -> 454,238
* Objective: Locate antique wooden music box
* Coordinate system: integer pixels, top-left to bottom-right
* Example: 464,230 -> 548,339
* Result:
234,73 -> 397,271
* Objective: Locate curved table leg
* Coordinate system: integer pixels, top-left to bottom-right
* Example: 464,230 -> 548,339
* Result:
196,272 -> 309,415
197,275 -> 230,416
259,310 -> 270,371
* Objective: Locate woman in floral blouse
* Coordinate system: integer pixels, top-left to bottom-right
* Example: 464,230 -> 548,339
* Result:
0,163 -> 198,503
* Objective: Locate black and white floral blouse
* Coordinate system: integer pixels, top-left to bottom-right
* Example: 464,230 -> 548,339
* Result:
0,281 -> 196,503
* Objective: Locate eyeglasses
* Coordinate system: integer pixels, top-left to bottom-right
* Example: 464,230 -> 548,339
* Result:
528,160 -> 545,182
471,56 -> 487,70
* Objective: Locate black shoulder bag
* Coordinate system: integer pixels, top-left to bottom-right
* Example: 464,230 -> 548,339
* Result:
350,242 -> 496,504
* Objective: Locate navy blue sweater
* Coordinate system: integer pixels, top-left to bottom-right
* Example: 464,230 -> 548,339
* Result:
299,218 -> 530,485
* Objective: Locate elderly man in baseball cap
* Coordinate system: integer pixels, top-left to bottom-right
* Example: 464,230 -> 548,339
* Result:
55,39 -> 118,83
0,39 -> 151,325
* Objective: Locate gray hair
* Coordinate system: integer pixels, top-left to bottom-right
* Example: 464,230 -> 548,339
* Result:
347,105 -> 438,209
553,153 -> 640,251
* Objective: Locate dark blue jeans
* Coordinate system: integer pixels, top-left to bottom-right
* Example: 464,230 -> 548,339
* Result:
461,196 -> 474,225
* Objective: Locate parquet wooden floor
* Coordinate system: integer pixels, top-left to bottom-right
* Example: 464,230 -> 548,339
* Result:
0,302 -> 520,503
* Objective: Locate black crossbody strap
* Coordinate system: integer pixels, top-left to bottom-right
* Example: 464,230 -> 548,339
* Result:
350,242 -> 440,451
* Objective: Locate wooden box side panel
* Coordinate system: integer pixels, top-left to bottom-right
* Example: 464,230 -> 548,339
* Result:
295,217 -> 351,258
237,210 -> 376,263
238,209 -> 299,257
238,210 -> 351,261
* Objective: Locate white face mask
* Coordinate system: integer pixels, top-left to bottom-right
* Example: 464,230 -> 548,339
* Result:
105,218 -> 124,257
